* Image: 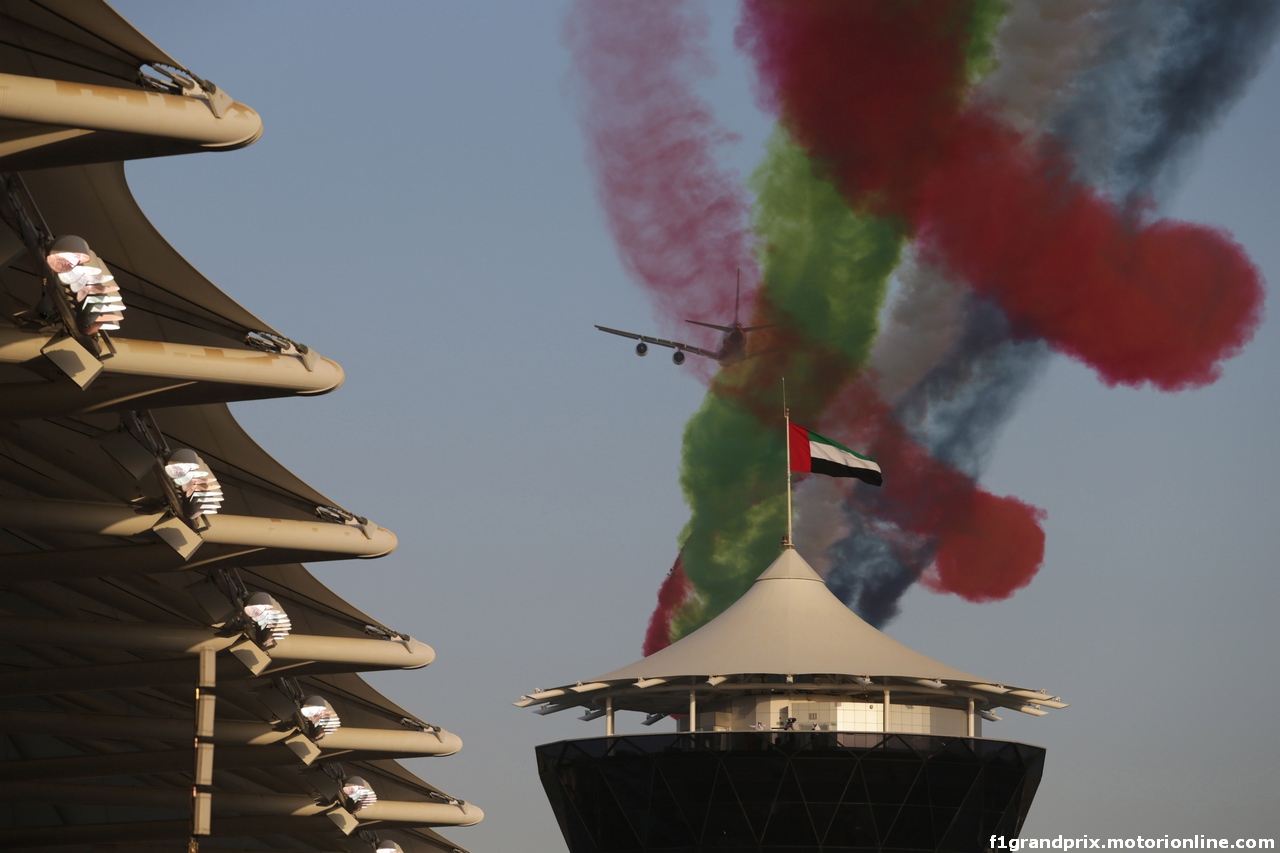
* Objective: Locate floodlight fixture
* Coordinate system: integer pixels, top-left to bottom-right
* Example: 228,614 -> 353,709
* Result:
578,708 -> 606,722
164,448 -> 224,518
854,675 -> 873,687
641,712 -> 667,727
46,236 -> 126,333
340,775 -> 377,812
298,694 -> 341,740
243,591 -> 292,648
376,842 -> 405,853
45,235 -> 90,272
978,708 -> 1002,722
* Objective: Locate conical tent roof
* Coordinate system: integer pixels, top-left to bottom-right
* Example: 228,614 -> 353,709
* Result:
593,548 -> 985,684
518,548 -> 1063,718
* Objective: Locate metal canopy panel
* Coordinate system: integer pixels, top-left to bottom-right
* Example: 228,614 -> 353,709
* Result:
0,1 -> 263,171
524,549 -> 1062,722
592,548 -> 988,684
0,0 -> 179,85
18,163 -> 277,341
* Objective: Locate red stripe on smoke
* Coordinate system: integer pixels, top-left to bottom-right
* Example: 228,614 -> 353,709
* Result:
567,0 -> 758,381
741,0 -> 1264,390
822,377 -> 1046,602
917,110 -> 1263,389
643,553 -> 693,655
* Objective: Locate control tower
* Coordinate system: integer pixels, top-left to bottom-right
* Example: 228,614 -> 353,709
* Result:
519,547 -> 1064,851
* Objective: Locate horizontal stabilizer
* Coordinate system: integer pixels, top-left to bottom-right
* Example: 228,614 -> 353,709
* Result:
684,319 -> 735,333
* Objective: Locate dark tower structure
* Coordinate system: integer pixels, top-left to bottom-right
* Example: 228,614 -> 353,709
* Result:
520,548 -> 1063,852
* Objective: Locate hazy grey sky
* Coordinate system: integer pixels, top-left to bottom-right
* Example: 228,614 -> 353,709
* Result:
113,2 -> 1280,849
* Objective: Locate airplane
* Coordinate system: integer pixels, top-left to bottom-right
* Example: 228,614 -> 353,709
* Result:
595,274 -> 771,366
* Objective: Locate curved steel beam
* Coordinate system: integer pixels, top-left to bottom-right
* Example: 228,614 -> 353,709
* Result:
0,496 -> 397,559
0,72 -> 262,149
0,708 -> 462,756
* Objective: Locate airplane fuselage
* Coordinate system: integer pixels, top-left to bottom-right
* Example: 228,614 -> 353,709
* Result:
714,326 -> 748,365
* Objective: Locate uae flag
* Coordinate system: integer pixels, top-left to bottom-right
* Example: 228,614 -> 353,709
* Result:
789,423 -> 882,486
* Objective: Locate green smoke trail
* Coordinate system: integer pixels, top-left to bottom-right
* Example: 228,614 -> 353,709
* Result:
665,2 -> 1012,643
963,0 -> 1010,81
672,130 -> 903,639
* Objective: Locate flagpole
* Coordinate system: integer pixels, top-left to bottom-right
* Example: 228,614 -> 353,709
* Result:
784,378 -> 793,549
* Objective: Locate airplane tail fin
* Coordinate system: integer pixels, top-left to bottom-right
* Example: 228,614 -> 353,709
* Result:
685,269 -> 748,333
734,268 -> 741,325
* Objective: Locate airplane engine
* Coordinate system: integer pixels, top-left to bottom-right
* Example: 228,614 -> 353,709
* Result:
635,342 -> 648,357
672,350 -> 686,365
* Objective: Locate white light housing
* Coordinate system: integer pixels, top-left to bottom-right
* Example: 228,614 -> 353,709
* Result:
978,709 -> 1002,722
299,694 -> 341,740
45,235 -> 90,273
243,591 -> 291,647
164,449 -> 224,518
340,775 -> 377,812
46,237 -> 126,333
641,713 -> 666,726
376,842 -> 405,853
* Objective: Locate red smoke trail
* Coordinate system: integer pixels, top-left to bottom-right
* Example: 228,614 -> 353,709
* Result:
924,489 -> 1046,603
643,552 -> 692,655
917,113 -> 1263,389
566,1 -> 757,381
740,0 -> 1264,390
738,1 -> 972,222
822,377 -> 1046,602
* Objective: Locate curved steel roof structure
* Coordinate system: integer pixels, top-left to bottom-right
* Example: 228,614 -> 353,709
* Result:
0,3 -> 480,852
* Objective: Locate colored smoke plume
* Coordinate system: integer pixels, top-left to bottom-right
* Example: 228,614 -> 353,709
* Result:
804,0 -> 1275,621
739,0 -> 1264,391
667,131 -> 904,635
926,489 -> 1047,603
661,3 -> 1045,632
916,111 -> 1264,390
888,290 -> 1049,475
818,376 -> 1046,607
642,553 -> 692,656
565,0 -> 757,381
663,3 -> 1030,638
1053,0 -> 1280,204
567,1 -> 1272,647
738,1 -> 978,223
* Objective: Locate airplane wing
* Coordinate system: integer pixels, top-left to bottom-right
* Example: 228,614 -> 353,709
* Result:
594,326 -> 719,360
